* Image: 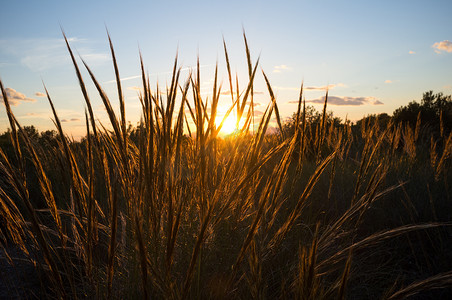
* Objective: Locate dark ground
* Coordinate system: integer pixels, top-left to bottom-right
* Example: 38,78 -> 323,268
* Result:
0,245 -> 44,299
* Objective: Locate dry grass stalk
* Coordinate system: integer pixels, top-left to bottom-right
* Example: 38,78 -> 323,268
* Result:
0,32 -> 451,299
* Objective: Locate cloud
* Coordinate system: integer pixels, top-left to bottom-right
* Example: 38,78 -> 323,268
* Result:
385,80 -> 393,84
274,83 -> 346,91
0,37 -> 109,72
35,92 -> 46,97
220,90 -> 264,96
444,84 -> 451,90
17,112 -> 48,119
409,50 -> 416,54
106,75 -> 142,84
15,112 -> 49,120
292,95 -> 383,106
432,40 -> 452,54
273,65 -> 290,73
242,102 -> 263,109
104,64 -> 215,84
0,88 -> 37,106
305,83 -> 346,91
61,118 -> 80,123
127,86 -> 142,91
253,110 -> 264,116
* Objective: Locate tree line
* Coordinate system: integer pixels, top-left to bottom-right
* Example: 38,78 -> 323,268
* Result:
1,90 -> 451,150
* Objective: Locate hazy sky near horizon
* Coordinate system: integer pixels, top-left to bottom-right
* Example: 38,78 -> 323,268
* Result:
1,0 -> 451,137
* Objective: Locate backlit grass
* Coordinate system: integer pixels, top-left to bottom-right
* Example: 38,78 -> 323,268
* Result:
0,32 -> 451,299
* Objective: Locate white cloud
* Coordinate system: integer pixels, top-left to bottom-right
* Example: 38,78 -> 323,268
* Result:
432,40 -> 452,54
409,50 -> 415,54
0,88 -> 37,106
105,64 -> 215,84
273,64 -> 291,73
0,37 -> 109,72
106,75 -> 141,84
291,95 -> 383,106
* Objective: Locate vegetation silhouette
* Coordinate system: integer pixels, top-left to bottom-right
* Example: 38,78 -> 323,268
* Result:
0,33 -> 452,299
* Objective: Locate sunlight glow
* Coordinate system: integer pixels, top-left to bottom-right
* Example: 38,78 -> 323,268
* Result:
215,113 -> 238,136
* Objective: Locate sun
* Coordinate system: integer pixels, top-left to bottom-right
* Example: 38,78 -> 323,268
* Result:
215,113 -> 238,136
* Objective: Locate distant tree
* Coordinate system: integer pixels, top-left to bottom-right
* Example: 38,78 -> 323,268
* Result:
393,91 -> 452,136
22,125 -> 40,142
355,113 -> 391,129
283,105 -> 342,137
0,129 -> 12,155
39,130 -> 58,148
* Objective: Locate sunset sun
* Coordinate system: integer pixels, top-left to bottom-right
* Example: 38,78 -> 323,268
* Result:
215,113 -> 238,136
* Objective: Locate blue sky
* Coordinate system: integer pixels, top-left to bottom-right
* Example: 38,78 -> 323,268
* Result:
1,0 -> 451,137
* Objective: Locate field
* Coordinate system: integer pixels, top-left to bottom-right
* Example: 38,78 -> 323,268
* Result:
1,35 -> 452,299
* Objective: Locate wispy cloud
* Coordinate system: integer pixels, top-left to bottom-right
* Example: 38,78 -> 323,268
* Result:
444,84 -> 451,90
385,80 -> 393,84
290,95 -> 383,106
16,112 -> 49,119
274,86 -> 301,91
0,88 -> 37,106
105,64 -> 215,84
273,64 -> 291,73
242,102 -> 263,109
432,40 -> 452,54
274,83 -> 345,91
0,37 -> 109,72
305,83 -> 346,91
126,86 -> 169,96
409,50 -> 416,54
61,118 -> 81,123
35,92 -> 46,97
127,86 -> 142,91
253,110 -> 264,116
220,90 -> 264,96
107,75 -> 142,84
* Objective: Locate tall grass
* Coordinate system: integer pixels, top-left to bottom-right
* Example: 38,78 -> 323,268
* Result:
0,32 -> 451,299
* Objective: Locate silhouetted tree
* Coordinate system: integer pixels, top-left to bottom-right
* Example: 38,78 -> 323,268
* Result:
39,129 -> 58,148
283,105 -> 342,137
393,90 -> 452,137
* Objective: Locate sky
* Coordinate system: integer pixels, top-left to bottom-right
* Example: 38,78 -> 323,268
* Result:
0,0 -> 451,138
